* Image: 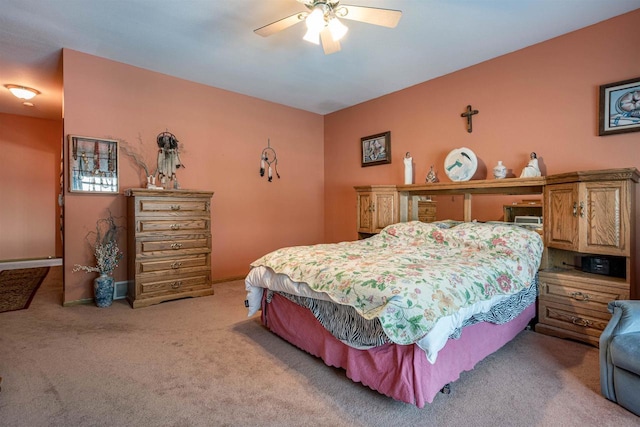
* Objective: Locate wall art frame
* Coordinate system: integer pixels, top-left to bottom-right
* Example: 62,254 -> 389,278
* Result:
361,131 -> 391,167
68,135 -> 119,193
599,76 -> 640,136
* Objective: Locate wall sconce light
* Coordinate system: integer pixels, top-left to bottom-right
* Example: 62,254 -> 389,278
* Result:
5,84 -> 40,100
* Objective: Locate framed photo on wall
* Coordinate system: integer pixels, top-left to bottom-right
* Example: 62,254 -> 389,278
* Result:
68,135 -> 119,193
599,76 -> 640,136
361,131 -> 391,167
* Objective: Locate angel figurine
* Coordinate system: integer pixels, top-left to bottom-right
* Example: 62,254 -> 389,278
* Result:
520,152 -> 541,178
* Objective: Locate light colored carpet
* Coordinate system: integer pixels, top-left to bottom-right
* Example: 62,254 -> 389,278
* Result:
0,266 -> 637,426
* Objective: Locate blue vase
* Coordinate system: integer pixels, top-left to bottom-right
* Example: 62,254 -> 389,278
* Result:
94,274 -> 114,308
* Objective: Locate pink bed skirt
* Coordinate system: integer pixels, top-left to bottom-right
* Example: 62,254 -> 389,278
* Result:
261,292 -> 535,408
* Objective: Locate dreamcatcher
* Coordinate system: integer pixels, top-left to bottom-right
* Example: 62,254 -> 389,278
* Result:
259,139 -> 280,182
156,131 -> 184,188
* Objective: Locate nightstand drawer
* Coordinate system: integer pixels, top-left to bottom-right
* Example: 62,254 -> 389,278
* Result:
539,278 -> 627,313
538,300 -> 611,337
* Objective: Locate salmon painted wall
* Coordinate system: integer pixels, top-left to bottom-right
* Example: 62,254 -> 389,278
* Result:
62,49 -> 324,303
324,10 -> 640,243
0,113 -> 62,260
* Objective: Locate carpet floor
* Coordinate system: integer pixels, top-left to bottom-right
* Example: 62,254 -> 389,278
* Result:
0,266 -> 638,426
0,267 -> 49,313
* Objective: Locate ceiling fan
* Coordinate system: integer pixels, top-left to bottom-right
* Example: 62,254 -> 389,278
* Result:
254,0 -> 402,55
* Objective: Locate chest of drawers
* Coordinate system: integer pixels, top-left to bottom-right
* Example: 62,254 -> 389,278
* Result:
125,188 -> 214,308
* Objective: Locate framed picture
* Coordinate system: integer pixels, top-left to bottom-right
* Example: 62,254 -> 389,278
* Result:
361,131 -> 391,167
599,76 -> 640,136
68,135 -> 119,193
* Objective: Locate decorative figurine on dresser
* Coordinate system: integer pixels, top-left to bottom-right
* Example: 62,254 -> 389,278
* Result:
404,152 -> 413,185
426,165 -> 439,183
520,152 -> 541,178
125,188 -> 214,308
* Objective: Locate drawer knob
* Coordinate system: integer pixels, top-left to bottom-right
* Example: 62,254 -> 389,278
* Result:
170,243 -> 183,250
170,261 -> 183,269
170,205 -> 181,211
170,224 -> 181,230
571,317 -> 592,327
171,281 -> 183,289
570,291 -> 590,302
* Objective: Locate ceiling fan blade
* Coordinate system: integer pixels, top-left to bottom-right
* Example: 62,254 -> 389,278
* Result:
254,12 -> 305,37
320,28 -> 341,55
339,5 -> 402,28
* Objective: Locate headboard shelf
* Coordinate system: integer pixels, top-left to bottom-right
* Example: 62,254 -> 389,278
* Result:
398,177 -> 546,223
397,176 -> 545,196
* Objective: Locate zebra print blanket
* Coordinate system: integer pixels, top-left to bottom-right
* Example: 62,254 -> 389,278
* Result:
267,275 -> 537,350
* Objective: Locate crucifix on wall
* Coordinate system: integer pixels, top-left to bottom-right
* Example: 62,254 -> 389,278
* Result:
461,105 -> 479,133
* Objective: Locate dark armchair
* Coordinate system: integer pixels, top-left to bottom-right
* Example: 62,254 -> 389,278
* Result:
600,300 -> 640,416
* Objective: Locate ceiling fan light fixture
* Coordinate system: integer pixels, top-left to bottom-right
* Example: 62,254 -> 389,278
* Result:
305,7 -> 325,32
303,28 -> 321,45
328,17 -> 348,41
5,84 -> 40,100
255,1 -> 402,54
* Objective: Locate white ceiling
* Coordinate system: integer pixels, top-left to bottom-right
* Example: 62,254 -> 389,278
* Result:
1,0 -> 639,120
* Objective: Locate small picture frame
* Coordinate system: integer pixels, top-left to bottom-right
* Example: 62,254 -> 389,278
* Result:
68,135 -> 119,193
599,76 -> 640,136
361,131 -> 391,167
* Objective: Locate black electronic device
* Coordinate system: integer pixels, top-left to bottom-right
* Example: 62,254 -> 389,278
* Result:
581,255 -> 625,278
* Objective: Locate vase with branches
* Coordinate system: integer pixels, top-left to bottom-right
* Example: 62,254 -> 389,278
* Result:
116,134 -> 162,189
73,212 -> 124,307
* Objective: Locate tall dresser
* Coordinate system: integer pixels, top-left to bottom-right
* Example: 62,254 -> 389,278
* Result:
125,188 -> 214,308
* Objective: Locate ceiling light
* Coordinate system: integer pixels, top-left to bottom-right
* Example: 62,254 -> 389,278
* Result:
305,7 -> 325,33
303,28 -> 321,45
328,17 -> 348,42
5,84 -> 40,100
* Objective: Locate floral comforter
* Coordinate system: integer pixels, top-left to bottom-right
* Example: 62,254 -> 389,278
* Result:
250,221 -> 543,346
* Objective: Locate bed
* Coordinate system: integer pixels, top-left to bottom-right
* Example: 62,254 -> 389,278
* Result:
245,220 -> 543,407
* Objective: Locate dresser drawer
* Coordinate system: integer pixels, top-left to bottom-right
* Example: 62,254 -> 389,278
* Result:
137,218 -> 209,234
138,199 -> 210,214
138,271 -> 211,297
138,236 -> 210,255
136,254 -> 210,274
538,277 -> 628,313
538,300 -> 612,338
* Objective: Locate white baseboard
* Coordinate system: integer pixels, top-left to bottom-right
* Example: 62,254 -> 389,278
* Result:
0,258 -> 62,270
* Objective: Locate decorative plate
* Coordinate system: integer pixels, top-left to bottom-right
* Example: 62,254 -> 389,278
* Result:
444,147 -> 478,181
